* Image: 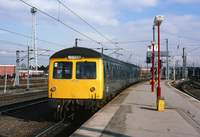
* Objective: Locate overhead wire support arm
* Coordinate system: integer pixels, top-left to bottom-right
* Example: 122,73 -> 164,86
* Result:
29,50 -> 50,60
36,50 -> 50,57
108,48 -> 123,56
116,53 -> 123,58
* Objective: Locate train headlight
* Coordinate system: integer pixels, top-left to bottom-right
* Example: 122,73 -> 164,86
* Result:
51,87 -> 56,92
90,87 -> 95,92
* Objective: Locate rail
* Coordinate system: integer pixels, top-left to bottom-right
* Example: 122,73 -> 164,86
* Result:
35,120 -> 65,137
0,97 -> 49,113
181,83 -> 200,101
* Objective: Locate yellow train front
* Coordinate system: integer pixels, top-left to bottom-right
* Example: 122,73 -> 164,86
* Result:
48,47 -> 140,119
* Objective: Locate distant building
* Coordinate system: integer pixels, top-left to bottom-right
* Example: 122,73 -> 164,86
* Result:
141,67 -> 151,74
0,65 -> 48,77
0,65 -> 16,76
140,67 -> 151,79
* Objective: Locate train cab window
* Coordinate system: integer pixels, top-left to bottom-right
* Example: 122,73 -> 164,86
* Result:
53,62 -> 72,79
76,62 -> 96,79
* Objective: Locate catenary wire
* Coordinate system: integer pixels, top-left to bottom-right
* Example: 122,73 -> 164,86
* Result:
57,0 -> 120,48
0,28 -> 70,48
20,0 -> 108,48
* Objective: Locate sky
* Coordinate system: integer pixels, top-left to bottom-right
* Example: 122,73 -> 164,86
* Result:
0,0 -> 200,68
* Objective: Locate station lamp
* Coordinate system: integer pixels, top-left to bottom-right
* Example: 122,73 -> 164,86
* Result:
154,15 -> 164,26
154,15 -> 164,99
151,41 -> 156,45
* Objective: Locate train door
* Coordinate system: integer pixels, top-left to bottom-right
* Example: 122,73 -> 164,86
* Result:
103,61 -> 110,97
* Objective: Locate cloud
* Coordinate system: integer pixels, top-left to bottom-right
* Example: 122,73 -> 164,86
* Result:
117,0 -> 158,12
0,51 -> 7,55
41,0 -> 116,26
157,14 -> 200,66
114,19 -> 152,44
109,13 -> 200,64
52,0 -> 119,27
64,0 -> 118,26
0,1 -> 29,19
167,0 -> 199,4
0,0 -> 119,27
106,18 -> 154,63
162,14 -> 200,40
0,30 -> 7,35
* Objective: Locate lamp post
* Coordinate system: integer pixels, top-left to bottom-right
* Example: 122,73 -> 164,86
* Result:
154,15 -> 164,100
155,58 -> 157,82
151,40 -> 156,92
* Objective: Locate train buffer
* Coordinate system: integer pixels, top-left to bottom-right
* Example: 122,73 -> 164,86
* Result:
71,81 -> 200,137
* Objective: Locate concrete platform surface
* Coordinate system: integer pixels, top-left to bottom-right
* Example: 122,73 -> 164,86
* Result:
71,81 -> 200,137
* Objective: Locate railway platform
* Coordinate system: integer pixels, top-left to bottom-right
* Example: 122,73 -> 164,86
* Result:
71,81 -> 200,137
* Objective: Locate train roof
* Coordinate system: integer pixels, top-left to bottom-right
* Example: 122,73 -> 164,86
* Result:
50,47 -> 139,68
50,47 -> 103,58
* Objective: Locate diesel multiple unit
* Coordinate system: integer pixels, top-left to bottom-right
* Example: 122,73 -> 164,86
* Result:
48,47 -> 140,119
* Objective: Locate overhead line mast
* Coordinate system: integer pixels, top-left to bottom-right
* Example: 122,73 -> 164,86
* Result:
31,7 -> 38,71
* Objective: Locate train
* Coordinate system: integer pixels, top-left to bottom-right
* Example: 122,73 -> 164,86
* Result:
48,47 -> 140,119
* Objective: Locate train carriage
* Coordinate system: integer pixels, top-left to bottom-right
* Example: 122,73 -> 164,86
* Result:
48,47 -> 140,119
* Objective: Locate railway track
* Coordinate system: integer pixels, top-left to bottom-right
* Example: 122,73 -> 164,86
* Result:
173,78 -> 200,101
0,94 -> 91,136
0,88 -> 48,105
35,112 -> 76,137
0,89 -> 47,100
0,97 -> 49,113
36,120 -> 65,137
182,83 -> 200,101
35,110 -> 95,137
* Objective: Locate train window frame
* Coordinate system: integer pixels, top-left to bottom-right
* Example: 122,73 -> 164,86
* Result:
76,62 -> 96,79
53,62 -> 72,79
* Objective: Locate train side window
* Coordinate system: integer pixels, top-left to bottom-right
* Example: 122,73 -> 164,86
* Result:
106,63 -> 109,69
76,62 -> 96,79
123,67 -> 126,78
110,64 -> 113,80
53,62 -> 72,79
114,65 -> 117,79
104,64 -> 106,80
120,66 -> 122,78
106,63 -> 109,80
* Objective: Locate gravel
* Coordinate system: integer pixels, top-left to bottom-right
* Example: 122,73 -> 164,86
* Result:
0,99 -> 55,137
